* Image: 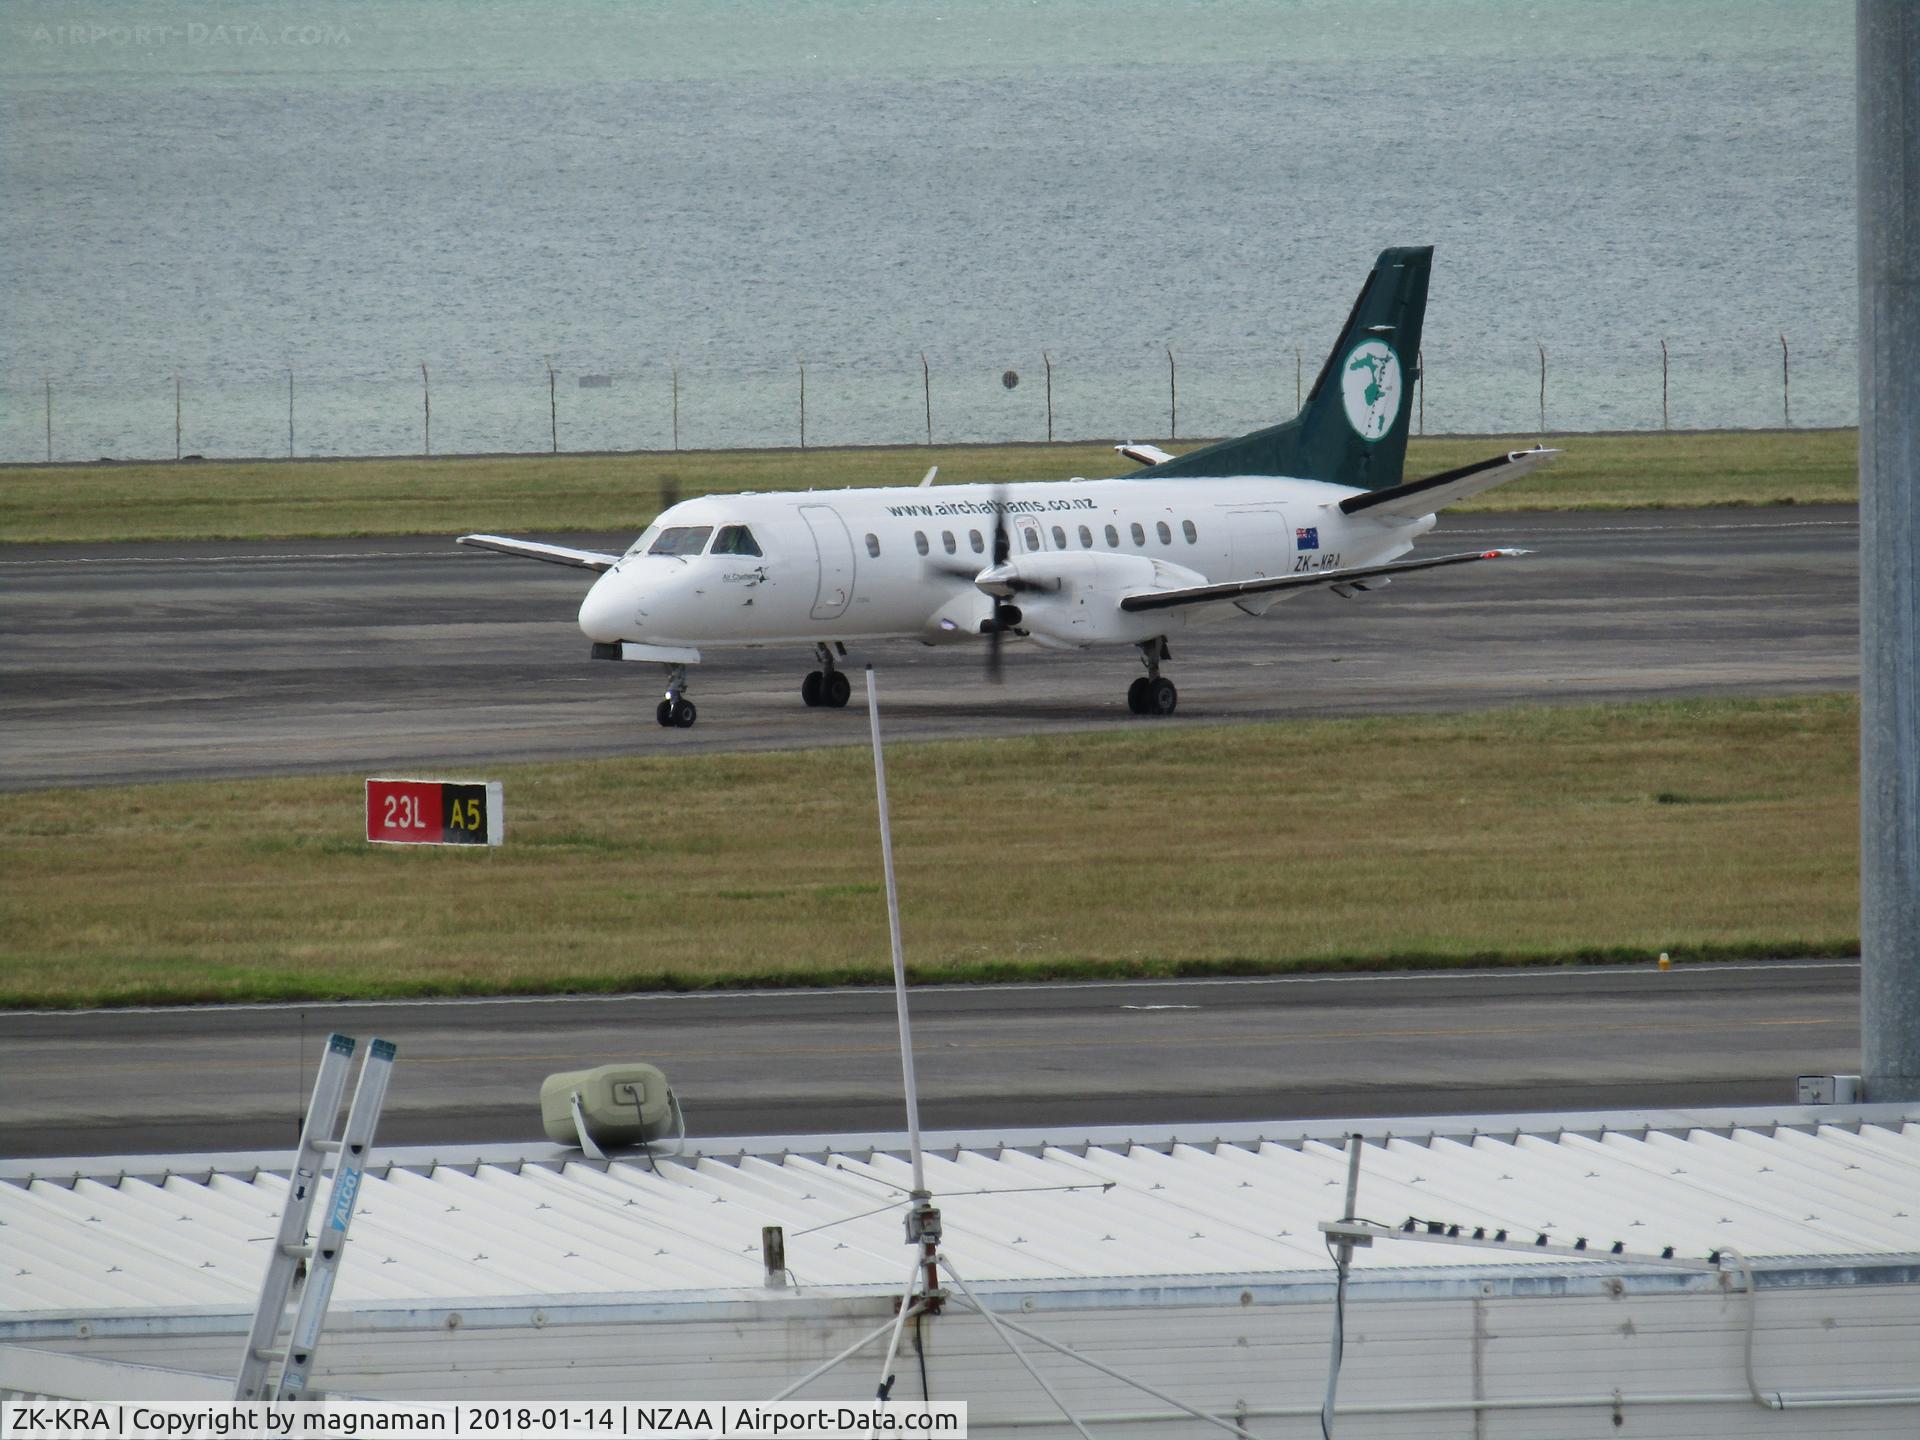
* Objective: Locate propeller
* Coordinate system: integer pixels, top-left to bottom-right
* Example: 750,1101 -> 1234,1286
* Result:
920,485 -> 1037,684
982,491 -> 1012,681
972,492 -> 1065,681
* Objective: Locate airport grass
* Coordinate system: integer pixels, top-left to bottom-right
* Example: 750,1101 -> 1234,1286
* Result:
0,695 -> 1858,1009
0,429 -> 1857,544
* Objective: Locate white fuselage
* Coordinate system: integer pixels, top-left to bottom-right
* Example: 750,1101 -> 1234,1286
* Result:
577,474 -> 1436,654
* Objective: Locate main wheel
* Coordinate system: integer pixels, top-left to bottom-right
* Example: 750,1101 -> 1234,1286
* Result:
825,670 -> 852,708
1149,677 -> 1178,716
1126,676 -> 1151,714
801,670 -> 824,707
670,699 -> 698,728
656,699 -> 675,728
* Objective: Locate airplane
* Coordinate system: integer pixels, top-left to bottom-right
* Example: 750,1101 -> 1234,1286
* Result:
459,246 -> 1554,727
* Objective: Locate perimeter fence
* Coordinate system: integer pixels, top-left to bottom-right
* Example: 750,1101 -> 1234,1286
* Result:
2,332 -> 1857,464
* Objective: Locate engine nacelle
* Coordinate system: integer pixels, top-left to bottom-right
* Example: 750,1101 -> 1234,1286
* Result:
921,586 -> 996,644
1000,552 -> 1209,647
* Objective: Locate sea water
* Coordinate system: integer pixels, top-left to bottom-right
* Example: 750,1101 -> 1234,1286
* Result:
0,0 -> 1855,461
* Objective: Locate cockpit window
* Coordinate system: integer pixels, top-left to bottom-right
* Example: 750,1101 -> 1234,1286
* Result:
648,525 -> 713,557
711,525 -> 762,557
624,524 -> 662,558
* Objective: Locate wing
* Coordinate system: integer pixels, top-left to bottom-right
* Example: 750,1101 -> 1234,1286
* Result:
1338,447 -> 1559,521
456,534 -> 620,571
1118,548 -> 1530,614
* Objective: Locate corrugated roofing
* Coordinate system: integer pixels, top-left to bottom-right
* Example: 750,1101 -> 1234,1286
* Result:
5,1108 -> 1918,1317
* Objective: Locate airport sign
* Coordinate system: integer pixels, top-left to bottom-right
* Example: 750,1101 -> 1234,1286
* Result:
365,778 -> 503,846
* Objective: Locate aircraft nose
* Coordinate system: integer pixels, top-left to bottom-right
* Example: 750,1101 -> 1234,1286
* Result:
578,572 -> 635,642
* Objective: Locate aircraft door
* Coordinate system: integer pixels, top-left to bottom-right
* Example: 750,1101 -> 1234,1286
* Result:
1226,507 -> 1291,579
799,504 -> 856,621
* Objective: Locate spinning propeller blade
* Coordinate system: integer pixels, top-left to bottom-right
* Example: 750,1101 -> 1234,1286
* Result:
918,483 -> 1018,683
984,487 -> 1012,683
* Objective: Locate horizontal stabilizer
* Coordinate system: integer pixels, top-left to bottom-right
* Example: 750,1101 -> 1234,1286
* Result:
457,534 -> 620,571
1119,547 -> 1531,614
1339,447 -> 1559,521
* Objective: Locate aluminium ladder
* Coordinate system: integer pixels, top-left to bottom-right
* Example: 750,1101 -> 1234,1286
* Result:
233,1033 -> 397,1401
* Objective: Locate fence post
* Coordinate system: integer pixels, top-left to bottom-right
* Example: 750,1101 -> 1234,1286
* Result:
287,369 -> 295,458
921,352 -> 931,445
421,361 -> 431,457
1537,341 -> 1548,437
44,379 -> 51,462
175,373 -> 182,460
1781,333 -> 1791,427
1661,339 -> 1669,430
798,358 -> 807,449
1417,348 -> 1424,436
1167,346 -> 1177,440
1043,351 -> 1053,442
670,362 -> 680,450
547,359 -> 557,454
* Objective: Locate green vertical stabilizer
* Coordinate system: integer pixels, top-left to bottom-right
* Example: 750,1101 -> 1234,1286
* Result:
1148,246 -> 1431,491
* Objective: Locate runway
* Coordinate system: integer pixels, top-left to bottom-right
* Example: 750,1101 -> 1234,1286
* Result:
0,961 -> 1860,1160
0,509 -> 1863,1159
0,507 -> 1859,790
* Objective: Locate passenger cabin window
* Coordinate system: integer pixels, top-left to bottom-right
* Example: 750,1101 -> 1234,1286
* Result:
711,525 -> 762,557
1130,522 -> 1146,546
1051,525 -> 1067,548
914,531 -> 930,556
1182,520 -> 1198,544
648,525 -> 713,557
1021,522 -> 1042,551
942,530 -> 957,554
1156,521 -> 1172,545
1105,524 -> 1119,548
1078,525 -> 1093,549
969,529 -> 985,554
865,533 -> 881,558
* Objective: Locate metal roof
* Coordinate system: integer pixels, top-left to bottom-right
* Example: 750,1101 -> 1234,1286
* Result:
5,1105 -> 1918,1319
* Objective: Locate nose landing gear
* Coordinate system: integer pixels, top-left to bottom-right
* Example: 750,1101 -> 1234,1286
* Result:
1126,638 -> 1178,716
655,663 -> 697,728
801,642 -> 852,708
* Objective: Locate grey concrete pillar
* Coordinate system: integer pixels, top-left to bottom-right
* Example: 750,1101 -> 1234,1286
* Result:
1859,0 -> 1920,1102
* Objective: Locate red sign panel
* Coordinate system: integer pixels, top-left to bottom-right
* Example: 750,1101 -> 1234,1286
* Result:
366,779 -> 502,846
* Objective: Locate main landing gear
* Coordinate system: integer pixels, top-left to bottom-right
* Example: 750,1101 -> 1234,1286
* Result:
1126,638 -> 1178,716
655,663 -> 696,728
801,642 -> 852,709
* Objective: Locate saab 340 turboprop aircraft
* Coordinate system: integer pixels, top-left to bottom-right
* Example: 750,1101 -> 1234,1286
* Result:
460,247 -> 1554,727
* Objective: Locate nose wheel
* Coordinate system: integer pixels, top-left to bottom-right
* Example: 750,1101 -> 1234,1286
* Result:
1126,639 -> 1177,716
801,643 -> 852,708
655,663 -> 697,728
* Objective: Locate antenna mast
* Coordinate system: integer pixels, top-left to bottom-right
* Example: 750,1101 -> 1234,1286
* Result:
864,666 -> 944,1401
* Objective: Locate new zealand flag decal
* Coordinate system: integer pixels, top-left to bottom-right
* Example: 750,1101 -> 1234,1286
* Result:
1296,527 -> 1320,551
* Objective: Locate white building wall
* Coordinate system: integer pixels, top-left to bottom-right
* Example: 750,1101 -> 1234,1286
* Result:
17,1283 -> 1917,1438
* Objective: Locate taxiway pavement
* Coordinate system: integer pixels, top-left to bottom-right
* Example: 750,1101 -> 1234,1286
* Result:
0,961 -> 1858,1159
0,507 -> 1858,789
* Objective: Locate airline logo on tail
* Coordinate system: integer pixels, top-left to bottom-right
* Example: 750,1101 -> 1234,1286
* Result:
1341,340 -> 1403,441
